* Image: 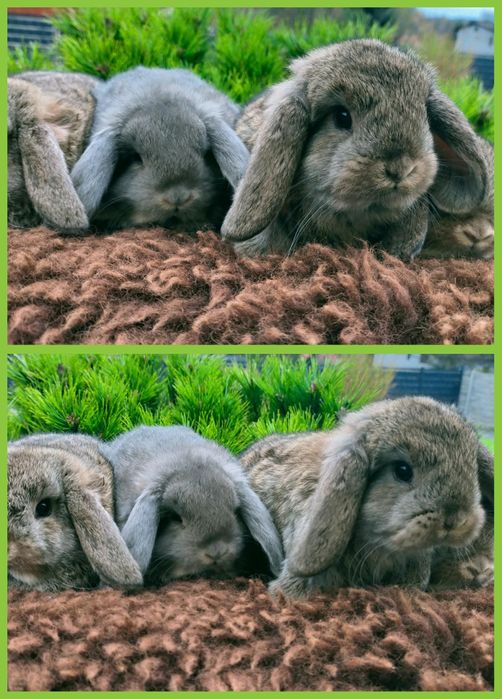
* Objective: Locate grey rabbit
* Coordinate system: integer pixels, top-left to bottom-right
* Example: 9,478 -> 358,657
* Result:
241,397 -> 491,597
8,433 -> 143,591
100,425 -> 284,585
71,67 -> 250,230
8,71 -> 100,232
221,40 -> 492,260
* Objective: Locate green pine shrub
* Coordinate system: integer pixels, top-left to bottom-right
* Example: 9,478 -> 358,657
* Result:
8,43 -> 59,73
273,14 -> 396,59
51,7 -> 213,79
7,354 -> 393,453
200,9 -> 286,105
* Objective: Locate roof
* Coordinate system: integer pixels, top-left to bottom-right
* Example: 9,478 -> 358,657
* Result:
456,20 -> 494,35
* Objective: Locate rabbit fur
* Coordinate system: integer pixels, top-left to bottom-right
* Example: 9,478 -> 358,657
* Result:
8,71 -> 99,232
240,397 -> 491,597
8,433 -> 143,591
100,425 -> 284,585
71,67 -> 250,230
222,40 -> 492,260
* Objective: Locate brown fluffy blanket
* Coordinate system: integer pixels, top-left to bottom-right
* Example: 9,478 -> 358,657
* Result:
9,227 -> 493,345
8,580 -> 492,691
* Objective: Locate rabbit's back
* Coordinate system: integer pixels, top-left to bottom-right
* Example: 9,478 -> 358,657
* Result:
93,67 -> 240,126
241,430 -> 329,546
17,70 -> 99,104
101,425 -> 210,526
236,91 -> 270,149
15,71 -> 99,166
102,425 -> 204,472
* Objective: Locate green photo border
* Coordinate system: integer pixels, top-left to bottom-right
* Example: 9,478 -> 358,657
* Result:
2,1 -> 498,697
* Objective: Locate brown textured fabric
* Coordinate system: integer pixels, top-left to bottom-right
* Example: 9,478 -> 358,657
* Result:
9,227 -> 493,345
8,580 -> 492,691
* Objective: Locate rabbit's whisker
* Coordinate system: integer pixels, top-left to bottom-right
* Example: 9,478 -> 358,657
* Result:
350,537 -> 385,587
359,540 -> 385,587
360,543 -> 385,587
288,201 -> 330,256
348,539 -> 375,584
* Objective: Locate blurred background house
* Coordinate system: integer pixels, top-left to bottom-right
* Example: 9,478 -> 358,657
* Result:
8,8 -> 56,50
373,354 -> 494,436
455,21 -> 494,88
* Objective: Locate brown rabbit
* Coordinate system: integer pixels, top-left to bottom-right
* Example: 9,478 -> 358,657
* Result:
420,138 -> 494,259
8,71 -> 100,232
8,433 -> 142,591
241,397 -> 491,597
222,40 -> 492,260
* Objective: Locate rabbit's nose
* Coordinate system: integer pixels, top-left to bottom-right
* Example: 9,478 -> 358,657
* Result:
444,512 -> 465,531
385,161 -> 416,183
204,543 -> 230,564
165,190 -> 193,208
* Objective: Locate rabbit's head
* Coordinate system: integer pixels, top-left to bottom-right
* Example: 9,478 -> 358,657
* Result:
222,40 -> 488,252
145,448 -> 256,582
105,425 -> 283,585
289,397 -> 486,580
94,103 -> 234,229
8,434 -> 142,591
71,68 -> 249,230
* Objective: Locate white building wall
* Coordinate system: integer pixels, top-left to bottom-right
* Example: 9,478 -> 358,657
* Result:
455,25 -> 494,56
373,354 -> 424,369
457,368 -> 494,433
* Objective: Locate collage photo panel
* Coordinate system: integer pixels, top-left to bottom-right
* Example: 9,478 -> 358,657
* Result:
5,3 -> 495,695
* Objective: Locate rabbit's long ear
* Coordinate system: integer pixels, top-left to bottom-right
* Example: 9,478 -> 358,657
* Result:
427,88 -> 488,214
71,129 -> 118,218
236,479 -> 284,576
205,115 -> 250,189
221,84 -> 310,241
120,490 -> 160,574
288,441 -> 369,577
477,443 -> 494,515
63,472 -> 143,588
19,121 -> 89,231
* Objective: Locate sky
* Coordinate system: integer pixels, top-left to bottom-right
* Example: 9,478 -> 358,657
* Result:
418,7 -> 494,20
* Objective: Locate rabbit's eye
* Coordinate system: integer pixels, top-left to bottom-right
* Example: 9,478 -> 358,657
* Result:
393,461 -> 413,483
170,513 -> 183,524
35,499 -> 52,518
333,106 -> 352,131
129,151 -> 143,165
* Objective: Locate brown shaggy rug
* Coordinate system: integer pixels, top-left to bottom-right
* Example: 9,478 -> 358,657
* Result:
8,227 -> 493,345
8,580 -> 493,691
